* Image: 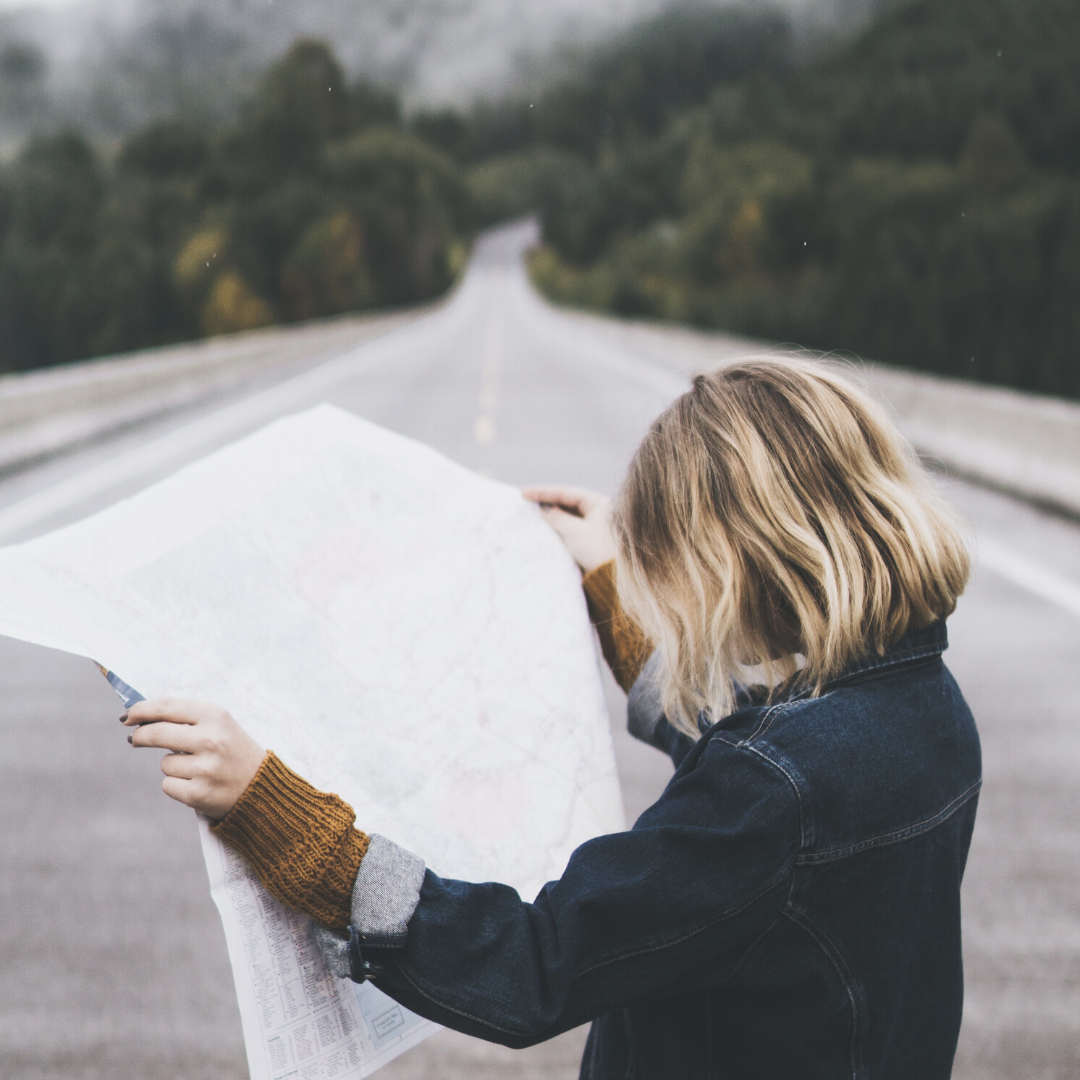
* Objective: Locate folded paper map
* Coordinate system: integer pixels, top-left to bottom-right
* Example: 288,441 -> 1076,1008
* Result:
0,405 -> 625,1079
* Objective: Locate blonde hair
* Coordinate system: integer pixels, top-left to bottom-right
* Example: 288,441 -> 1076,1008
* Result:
612,358 -> 970,739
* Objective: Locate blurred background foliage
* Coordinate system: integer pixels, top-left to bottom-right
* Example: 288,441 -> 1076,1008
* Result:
0,39 -> 469,369
0,0 -> 1078,399
517,0 -> 1080,398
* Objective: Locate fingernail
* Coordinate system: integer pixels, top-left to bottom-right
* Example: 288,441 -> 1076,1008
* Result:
127,735 -> 133,744
119,713 -> 128,723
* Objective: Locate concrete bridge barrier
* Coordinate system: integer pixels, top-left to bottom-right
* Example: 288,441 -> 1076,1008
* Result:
2,298 -> 1077,520
861,364 -> 1080,519
0,309 -> 419,475
562,306 -> 1080,519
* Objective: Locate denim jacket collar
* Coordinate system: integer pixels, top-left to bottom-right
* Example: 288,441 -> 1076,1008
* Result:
644,622 -> 950,738
826,619 -> 948,689
754,620 -> 949,710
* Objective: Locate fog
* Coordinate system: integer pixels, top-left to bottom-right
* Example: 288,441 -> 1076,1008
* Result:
0,0 -> 886,142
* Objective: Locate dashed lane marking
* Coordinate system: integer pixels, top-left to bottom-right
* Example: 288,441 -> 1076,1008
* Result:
473,318 -> 500,446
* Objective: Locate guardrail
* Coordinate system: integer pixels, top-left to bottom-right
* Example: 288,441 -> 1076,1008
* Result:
0,309 -> 420,475
564,307 -> 1080,519
4,300 -> 1078,519
861,365 -> 1080,519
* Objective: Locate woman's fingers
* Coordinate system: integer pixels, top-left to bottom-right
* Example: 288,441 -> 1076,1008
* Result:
160,752 -> 198,780
121,696 -> 266,820
538,504 -> 583,539
123,697 -> 211,727
533,502 -> 617,573
522,485 -> 604,518
523,488 -> 617,572
161,775 -> 201,809
527,489 -> 591,515
129,719 -> 199,753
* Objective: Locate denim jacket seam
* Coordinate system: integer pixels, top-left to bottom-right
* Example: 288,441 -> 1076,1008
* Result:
794,777 -> 982,865
737,740 -> 813,851
384,957 -> 532,1039
573,861 -> 795,980
783,905 -> 865,1080
743,702 -> 791,744
726,873 -> 796,985
389,867 -> 790,1043
830,641 -> 945,684
705,733 -> 811,849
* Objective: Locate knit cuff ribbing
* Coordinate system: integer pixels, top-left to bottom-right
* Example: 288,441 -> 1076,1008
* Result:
582,560 -> 651,694
212,752 -> 370,935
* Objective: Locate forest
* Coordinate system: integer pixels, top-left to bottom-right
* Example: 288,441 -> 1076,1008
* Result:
509,0 -> 1080,398
1,0 -> 1078,398
0,41 -> 469,369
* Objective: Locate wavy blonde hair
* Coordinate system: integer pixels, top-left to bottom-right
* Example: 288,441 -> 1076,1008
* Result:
612,358 -> 970,738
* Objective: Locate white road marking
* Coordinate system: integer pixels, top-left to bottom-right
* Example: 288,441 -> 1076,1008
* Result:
518,269 -> 1080,624
473,316 -> 501,445
521,268 -> 1080,625
511,269 -> 689,400
978,536 -> 1080,620
3,237 -> 1078,631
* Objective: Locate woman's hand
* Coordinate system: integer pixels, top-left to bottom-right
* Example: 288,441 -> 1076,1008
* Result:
122,699 -> 266,821
522,485 -> 617,574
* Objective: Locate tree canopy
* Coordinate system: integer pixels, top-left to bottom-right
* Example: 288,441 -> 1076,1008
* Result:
521,0 -> 1080,398
3,0 -> 1079,400
0,40 -> 467,371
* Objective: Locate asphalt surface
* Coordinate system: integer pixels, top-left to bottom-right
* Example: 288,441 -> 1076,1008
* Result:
0,222 -> 1077,1079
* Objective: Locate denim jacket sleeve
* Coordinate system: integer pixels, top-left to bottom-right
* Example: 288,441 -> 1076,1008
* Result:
365,730 -> 801,1048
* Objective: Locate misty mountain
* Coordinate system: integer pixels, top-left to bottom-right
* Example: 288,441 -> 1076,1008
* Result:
0,0 -> 890,143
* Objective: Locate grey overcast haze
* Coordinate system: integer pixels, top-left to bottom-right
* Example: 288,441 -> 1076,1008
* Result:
0,0 -> 885,139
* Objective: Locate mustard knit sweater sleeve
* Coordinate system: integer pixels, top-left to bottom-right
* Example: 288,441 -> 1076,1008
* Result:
212,752 -> 369,935
212,560 -> 650,933
581,560 -> 651,694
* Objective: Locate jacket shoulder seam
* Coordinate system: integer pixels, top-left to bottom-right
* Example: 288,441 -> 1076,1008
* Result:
741,701 -> 794,744
704,731 -> 809,849
735,740 -> 812,850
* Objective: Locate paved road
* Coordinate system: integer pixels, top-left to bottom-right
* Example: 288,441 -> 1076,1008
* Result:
0,222 -> 1077,1079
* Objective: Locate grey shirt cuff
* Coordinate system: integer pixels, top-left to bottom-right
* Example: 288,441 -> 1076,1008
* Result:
627,649 -> 665,747
313,923 -> 351,979
351,833 -> 426,946
313,834 -> 426,979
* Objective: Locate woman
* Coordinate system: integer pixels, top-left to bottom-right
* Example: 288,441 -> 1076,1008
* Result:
124,359 -> 980,1079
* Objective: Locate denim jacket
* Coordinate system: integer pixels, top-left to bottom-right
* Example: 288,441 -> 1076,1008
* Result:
333,620 -> 980,1079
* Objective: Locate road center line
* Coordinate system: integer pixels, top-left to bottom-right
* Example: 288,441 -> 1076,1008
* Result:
473,317 -> 500,446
